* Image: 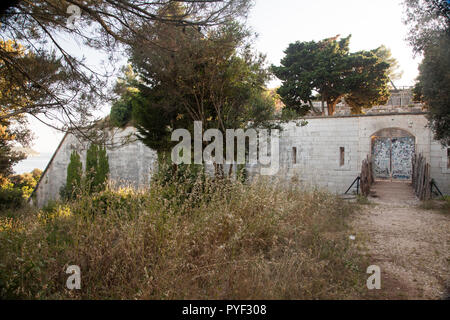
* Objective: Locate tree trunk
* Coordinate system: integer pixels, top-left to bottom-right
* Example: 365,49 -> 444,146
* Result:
327,100 -> 334,116
321,97 -> 325,115
327,96 -> 344,116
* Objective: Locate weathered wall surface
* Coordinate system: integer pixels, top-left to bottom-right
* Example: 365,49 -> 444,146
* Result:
430,141 -> 450,196
33,127 -> 158,207
247,113 -> 449,195
33,113 -> 449,207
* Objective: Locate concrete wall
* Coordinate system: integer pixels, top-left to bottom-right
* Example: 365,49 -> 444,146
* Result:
33,113 -> 449,207
247,113 -> 449,195
430,141 -> 450,196
32,127 -> 158,207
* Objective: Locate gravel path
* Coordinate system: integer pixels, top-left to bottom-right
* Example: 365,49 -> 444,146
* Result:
352,180 -> 449,300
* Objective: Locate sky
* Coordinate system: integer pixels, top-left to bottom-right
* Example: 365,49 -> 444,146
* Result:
248,0 -> 421,87
17,0 -> 421,166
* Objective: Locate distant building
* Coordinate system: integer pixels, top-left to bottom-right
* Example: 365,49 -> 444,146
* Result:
307,87 -> 423,116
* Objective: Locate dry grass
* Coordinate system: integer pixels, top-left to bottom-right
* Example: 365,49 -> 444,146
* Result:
0,177 -> 367,299
419,197 -> 450,215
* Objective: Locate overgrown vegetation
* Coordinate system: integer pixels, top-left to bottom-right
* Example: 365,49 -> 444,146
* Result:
404,0 -> 450,145
61,145 -> 109,200
0,1 -> 251,190
356,195 -> 373,206
419,196 -> 450,214
0,174 -> 367,299
412,33 -> 450,145
108,4 -> 281,178
85,144 -> 109,194
0,0 -> 251,133
0,168 -> 42,210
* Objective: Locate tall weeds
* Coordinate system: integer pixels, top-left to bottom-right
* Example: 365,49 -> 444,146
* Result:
0,174 -> 366,299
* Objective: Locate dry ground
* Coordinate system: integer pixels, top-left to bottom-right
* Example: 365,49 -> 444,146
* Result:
352,180 -> 449,300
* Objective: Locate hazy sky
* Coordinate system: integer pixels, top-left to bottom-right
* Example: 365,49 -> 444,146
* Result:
26,0 -> 421,155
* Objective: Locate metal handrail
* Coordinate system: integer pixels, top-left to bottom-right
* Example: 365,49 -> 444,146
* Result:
344,176 -> 360,195
430,179 -> 443,197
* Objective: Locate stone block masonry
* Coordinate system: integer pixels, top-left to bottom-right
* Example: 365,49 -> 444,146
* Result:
32,113 -> 449,207
248,113 -> 449,196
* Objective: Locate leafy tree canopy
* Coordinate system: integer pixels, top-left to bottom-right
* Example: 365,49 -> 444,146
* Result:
345,48 -> 392,114
0,1 -> 251,181
271,35 -> 392,116
0,40 -> 35,182
116,3 -> 276,159
0,0 -> 252,131
413,34 -> 450,145
404,0 -> 450,145
403,0 -> 450,53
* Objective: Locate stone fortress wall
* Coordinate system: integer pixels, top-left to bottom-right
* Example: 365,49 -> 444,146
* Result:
246,113 -> 449,196
32,127 -> 158,207
32,111 -> 449,207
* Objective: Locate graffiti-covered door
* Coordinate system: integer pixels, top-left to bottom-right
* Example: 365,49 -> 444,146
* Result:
372,134 -> 415,180
391,137 -> 415,179
372,138 -> 391,179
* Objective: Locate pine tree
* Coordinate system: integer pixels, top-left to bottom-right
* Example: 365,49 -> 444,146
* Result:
85,143 -> 109,193
96,146 -> 109,190
65,151 -> 82,199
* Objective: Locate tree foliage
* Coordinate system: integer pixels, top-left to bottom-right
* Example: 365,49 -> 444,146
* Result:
345,48 -> 392,114
0,125 -> 24,186
0,1 -> 251,181
96,145 -> 110,190
272,35 -> 392,116
0,40 -> 35,183
85,144 -> 98,188
63,144 -> 109,199
403,0 -> 450,53
375,45 -> 403,83
110,66 -> 139,127
86,143 -> 109,193
65,150 -> 82,199
122,4 -> 275,159
404,0 -> 450,145
131,91 -> 178,154
110,97 -> 134,128
413,34 -> 450,145
7,168 -> 42,199
0,167 -> 42,209
0,0 -> 251,132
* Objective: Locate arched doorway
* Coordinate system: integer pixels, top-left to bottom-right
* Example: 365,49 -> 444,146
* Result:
371,128 -> 415,180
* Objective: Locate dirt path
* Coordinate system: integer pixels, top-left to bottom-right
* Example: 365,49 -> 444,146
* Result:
352,180 -> 449,300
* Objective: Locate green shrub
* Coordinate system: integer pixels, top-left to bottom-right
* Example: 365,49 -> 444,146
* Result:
236,164 -> 247,183
86,144 -> 109,194
70,187 -> 144,218
2,169 -> 43,204
152,158 -> 210,212
41,200 -> 60,214
0,188 -> 23,210
63,151 -> 82,200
